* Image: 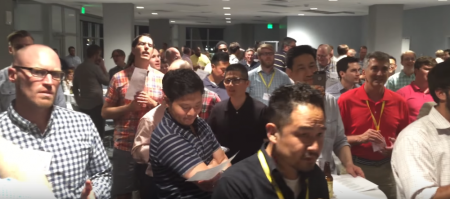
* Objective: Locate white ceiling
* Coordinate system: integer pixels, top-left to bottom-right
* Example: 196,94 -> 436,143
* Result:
36,0 -> 450,25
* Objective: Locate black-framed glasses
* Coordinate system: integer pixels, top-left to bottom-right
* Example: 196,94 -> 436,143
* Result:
13,66 -> 65,81
224,77 -> 247,85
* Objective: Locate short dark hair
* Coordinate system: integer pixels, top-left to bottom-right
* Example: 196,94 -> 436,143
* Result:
286,45 -> 316,70
7,30 -> 33,45
282,37 -> 296,48
444,49 -> 450,54
225,64 -> 249,79
360,46 -> 367,50
414,56 -> 437,70
363,51 -> 390,69
428,61 -> 450,103
162,69 -> 205,102
211,52 -> 229,66
229,42 -> 241,54
215,41 -> 228,52
183,47 -> 191,55
389,56 -> 396,63
86,44 -> 102,58
337,44 -> 349,56
111,49 -> 125,58
268,83 -> 324,129
336,57 -> 359,79
68,46 -> 75,51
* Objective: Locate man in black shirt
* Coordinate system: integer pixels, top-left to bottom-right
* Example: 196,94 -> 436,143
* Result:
108,49 -> 126,79
207,64 -> 267,164
212,83 -> 329,199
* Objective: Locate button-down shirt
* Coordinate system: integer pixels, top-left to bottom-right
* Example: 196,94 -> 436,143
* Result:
325,81 -> 360,99
203,76 -> 229,101
150,110 -> 221,199
229,54 -> 239,64
0,103 -> 112,198
385,70 -> 415,92
317,94 -> 349,173
274,50 -> 287,71
318,61 -> 339,88
392,107 -> 450,199
338,84 -> 410,161
212,142 -> 330,199
200,88 -> 221,119
64,55 -> 82,68
396,81 -> 434,123
247,66 -> 292,105
0,66 -> 66,113
190,54 -> 210,67
73,61 -> 109,110
105,66 -> 164,151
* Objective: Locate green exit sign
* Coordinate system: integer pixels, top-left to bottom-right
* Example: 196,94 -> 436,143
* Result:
267,23 -> 273,29
81,7 -> 85,14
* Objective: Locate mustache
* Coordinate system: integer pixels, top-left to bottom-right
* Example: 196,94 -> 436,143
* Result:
304,151 -> 319,158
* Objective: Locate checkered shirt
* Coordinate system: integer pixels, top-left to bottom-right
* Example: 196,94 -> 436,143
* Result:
105,66 -> 164,151
0,103 -> 112,199
386,70 -> 416,92
199,88 -> 221,120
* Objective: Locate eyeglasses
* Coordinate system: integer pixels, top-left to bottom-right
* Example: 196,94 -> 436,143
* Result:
224,78 -> 247,85
219,48 -> 228,52
14,66 -> 65,81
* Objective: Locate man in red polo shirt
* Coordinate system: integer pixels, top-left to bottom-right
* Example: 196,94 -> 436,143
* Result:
338,51 -> 410,199
396,56 -> 436,123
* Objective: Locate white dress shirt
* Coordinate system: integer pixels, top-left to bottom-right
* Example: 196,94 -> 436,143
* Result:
392,107 -> 450,199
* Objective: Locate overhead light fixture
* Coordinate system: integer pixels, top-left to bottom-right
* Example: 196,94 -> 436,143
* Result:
225,18 -> 231,20
223,0 -> 230,1
438,0 -> 447,1
329,0 -> 338,1
226,21 -> 231,23
310,8 -> 318,10
298,14 -> 305,16
136,6 -> 144,9
170,21 -> 175,23
152,13 -> 158,15
223,7 -> 230,9
224,13 -> 231,15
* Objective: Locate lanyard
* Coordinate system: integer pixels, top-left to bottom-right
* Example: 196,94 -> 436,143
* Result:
365,100 -> 386,131
259,70 -> 275,91
257,150 -> 309,199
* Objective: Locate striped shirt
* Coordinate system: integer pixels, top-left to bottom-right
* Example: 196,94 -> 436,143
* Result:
385,70 -> 415,92
150,110 -> 221,199
247,66 -> 293,105
274,50 -> 287,71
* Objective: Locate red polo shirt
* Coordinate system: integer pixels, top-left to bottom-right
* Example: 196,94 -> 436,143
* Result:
338,84 -> 410,161
396,81 -> 434,123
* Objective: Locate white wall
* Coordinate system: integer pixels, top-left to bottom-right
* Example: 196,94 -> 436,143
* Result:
287,16 -> 363,51
0,0 -> 14,68
403,5 -> 450,57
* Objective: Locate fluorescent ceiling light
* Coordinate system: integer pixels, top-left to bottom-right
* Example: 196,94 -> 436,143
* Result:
224,13 -> 231,15
329,0 -> 338,1
225,18 -> 231,20
298,14 -> 305,16
310,8 -> 318,10
438,0 -> 447,1
223,7 -> 231,9
226,21 -> 231,23
170,21 -> 175,23
223,0 -> 230,1
136,6 -> 144,9
152,13 -> 158,15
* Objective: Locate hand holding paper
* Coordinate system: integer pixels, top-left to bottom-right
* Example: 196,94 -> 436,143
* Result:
125,67 -> 148,100
187,153 -> 238,182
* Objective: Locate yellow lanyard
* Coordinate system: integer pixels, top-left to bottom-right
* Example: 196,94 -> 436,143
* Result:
259,71 -> 275,91
365,100 -> 386,131
257,150 -> 309,199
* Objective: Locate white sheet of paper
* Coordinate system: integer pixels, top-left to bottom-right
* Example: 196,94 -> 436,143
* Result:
333,174 -> 381,199
263,93 -> 270,101
23,149 -> 53,174
125,68 -> 148,100
186,152 -> 238,182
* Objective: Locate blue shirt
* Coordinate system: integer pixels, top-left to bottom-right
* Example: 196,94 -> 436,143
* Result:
203,76 -> 229,100
0,66 -> 66,113
247,66 -> 292,105
150,110 -> 221,199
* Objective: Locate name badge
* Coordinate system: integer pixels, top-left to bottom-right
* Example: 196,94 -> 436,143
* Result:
263,93 -> 271,101
24,149 -> 53,174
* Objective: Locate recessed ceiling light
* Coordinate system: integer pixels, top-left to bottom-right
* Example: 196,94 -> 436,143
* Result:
224,13 -> 231,15
438,0 -> 447,1
223,7 -> 231,9
310,8 -> 318,10
226,21 -> 231,23
223,0 -> 230,1
170,21 -> 175,23
329,0 -> 338,1
298,14 -> 305,16
152,13 -> 158,15
136,6 -> 144,9
225,18 -> 231,20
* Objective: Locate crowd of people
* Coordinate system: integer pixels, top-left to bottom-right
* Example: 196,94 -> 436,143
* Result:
0,29 -> 450,199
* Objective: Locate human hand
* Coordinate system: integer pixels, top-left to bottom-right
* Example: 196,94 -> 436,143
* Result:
379,137 -> 396,157
134,91 -> 157,107
81,180 -> 96,199
345,164 -> 365,178
311,85 -> 325,97
359,129 -> 384,144
128,100 -> 143,112
196,173 -> 221,192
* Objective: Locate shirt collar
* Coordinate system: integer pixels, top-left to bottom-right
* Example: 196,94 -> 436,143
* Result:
400,70 -> 415,78
163,109 -> 199,131
225,94 -> 251,111
429,107 -> 450,129
7,100 -> 55,135
256,66 -> 275,75
355,83 -> 392,102
410,81 -> 429,94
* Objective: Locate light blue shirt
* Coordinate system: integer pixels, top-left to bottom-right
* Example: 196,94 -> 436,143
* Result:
325,81 -> 360,100
0,66 -> 66,113
64,55 -> 82,68
385,70 -> 415,92
247,66 -> 292,105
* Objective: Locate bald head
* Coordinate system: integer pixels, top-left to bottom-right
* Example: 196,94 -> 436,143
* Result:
347,49 -> 356,57
14,44 -> 61,71
169,59 -> 193,71
165,47 -> 181,65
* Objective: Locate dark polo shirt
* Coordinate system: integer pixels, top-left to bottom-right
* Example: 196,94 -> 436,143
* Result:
207,94 -> 268,163
212,143 -> 330,199
203,76 -> 229,101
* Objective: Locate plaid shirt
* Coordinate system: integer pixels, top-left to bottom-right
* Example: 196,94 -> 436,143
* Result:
199,88 -> 221,120
0,103 -> 112,199
105,66 -> 164,151
386,70 -> 416,92
317,60 -> 337,79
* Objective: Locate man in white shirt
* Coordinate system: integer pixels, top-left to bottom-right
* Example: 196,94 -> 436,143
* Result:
64,46 -> 82,68
229,42 -> 240,64
326,57 -> 361,99
392,61 -> 450,199
336,44 -> 349,62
